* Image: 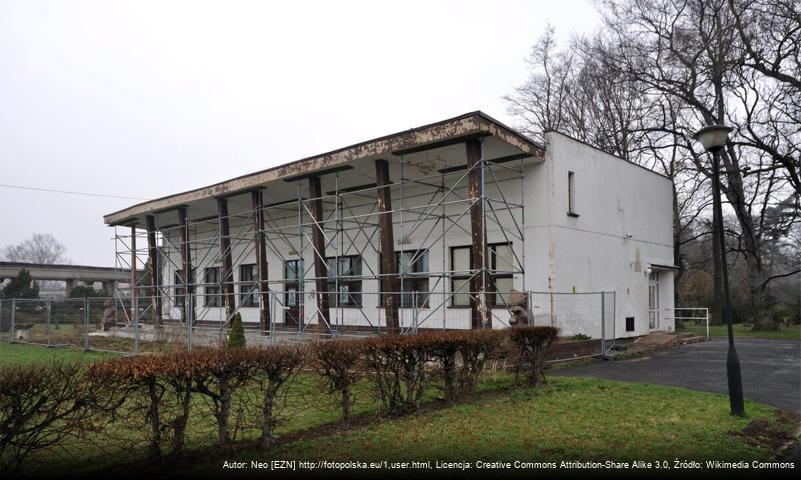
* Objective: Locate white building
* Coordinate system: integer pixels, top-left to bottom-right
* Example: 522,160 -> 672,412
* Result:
104,112 -> 675,340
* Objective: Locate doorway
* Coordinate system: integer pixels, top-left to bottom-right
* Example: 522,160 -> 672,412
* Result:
648,271 -> 660,330
284,259 -> 303,327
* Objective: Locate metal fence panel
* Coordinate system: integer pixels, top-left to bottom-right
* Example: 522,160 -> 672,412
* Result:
528,291 -> 614,360
1,289 -> 618,360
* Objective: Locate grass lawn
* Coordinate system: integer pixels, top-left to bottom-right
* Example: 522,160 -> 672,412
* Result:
18,374 -> 789,477
206,378 -> 783,470
0,340 -> 119,365
2,342 -> 794,475
678,322 -> 801,340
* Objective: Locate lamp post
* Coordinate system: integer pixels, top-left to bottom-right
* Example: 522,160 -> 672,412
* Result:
693,124 -> 745,417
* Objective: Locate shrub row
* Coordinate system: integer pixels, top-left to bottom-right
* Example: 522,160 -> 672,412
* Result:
90,344 -> 307,460
0,326 -> 558,471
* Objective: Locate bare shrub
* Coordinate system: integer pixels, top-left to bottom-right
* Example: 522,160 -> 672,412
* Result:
190,348 -> 253,450
363,335 -> 432,416
507,326 -> 559,386
426,330 -> 504,405
90,352 -> 198,464
246,344 -> 307,449
311,339 -> 366,426
0,361 -> 102,473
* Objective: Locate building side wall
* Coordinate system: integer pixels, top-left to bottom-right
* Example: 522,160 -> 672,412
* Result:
538,132 -> 675,338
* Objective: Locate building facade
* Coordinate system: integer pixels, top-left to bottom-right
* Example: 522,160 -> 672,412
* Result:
104,112 -> 675,339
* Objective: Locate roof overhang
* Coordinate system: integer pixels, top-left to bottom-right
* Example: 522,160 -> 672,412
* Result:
103,111 -> 544,227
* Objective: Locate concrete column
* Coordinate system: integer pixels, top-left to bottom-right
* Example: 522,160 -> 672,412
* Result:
217,197 -> 236,322
145,215 -> 163,326
178,207 -> 194,326
308,176 -> 330,334
251,190 -> 271,331
467,138 -> 490,329
375,159 -> 399,335
65,278 -> 77,295
101,280 -> 116,295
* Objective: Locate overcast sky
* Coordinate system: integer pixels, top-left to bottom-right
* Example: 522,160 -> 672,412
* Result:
0,0 -> 600,266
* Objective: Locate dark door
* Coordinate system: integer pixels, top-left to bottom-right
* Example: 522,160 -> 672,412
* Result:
284,260 -> 303,327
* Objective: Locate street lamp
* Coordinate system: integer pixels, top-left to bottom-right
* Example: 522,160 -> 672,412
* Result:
693,124 -> 745,417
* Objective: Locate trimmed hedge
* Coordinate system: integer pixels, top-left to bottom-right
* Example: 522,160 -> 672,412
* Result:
312,339 -> 365,426
426,329 -> 505,404
363,335 -> 432,416
507,326 -> 559,386
89,344 -> 307,459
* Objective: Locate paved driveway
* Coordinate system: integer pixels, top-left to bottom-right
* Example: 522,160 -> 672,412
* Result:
552,338 -> 801,412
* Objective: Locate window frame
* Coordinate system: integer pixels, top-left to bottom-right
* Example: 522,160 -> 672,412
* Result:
238,263 -> 258,308
173,268 -> 194,308
487,242 -> 514,307
326,255 -> 362,308
450,246 -> 472,307
204,266 -> 222,308
379,249 -> 430,308
284,259 -> 303,309
567,170 -> 579,217
449,243 -> 514,307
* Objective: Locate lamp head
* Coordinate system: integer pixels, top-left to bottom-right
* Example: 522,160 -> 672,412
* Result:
693,124 -> 733,152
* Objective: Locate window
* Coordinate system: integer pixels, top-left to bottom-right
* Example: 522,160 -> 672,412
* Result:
284,259 -> 303,308
450,243 -> 515,307
450,246 -> 472,307
239,264 -> 258,307
380,250 -> 429,308
173,268 -> 194,308
326,255 -> 362,307
204,267 -> 221,307
567,170 -> 578,216
488,243 -> 514,306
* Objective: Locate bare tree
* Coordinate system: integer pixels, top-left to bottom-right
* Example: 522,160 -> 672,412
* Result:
728,0 -> 801,195
1,233 -> 69,265
506,0 -> 800,329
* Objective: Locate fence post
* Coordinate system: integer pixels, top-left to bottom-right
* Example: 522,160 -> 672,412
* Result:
133,296 -> 139,356
270,290 -> 276,346
187,293 -> 193,352
526,291 -> 533,326
9,298 -> 14,343
600,291 -> 606,357
705,308 -> 710,340
46,299 -> 52,348
412,291 -> 418,335
83,297 -> 89,352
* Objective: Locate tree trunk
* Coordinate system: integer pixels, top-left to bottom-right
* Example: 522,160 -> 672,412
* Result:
170,385 -> 192,461
341,380 -> 351,428
671,181 -> 684,329
217,386 -> 232,450
260,382 -> 279,449
720,146 -> 776,330
711,214 -> 723,325
147,382 -> 161,464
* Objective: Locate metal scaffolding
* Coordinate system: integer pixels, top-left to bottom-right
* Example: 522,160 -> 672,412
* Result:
112,140 -> 529,342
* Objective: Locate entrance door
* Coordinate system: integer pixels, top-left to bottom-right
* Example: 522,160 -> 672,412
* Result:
648,272 -> 660,330
284,260 -> 303,327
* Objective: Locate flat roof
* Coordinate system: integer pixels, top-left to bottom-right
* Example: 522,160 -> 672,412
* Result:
0,262 -> 142,281
103,111 -> 544,227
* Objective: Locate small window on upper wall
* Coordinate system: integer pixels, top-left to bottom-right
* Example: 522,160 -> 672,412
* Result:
567,170 -> 578,217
